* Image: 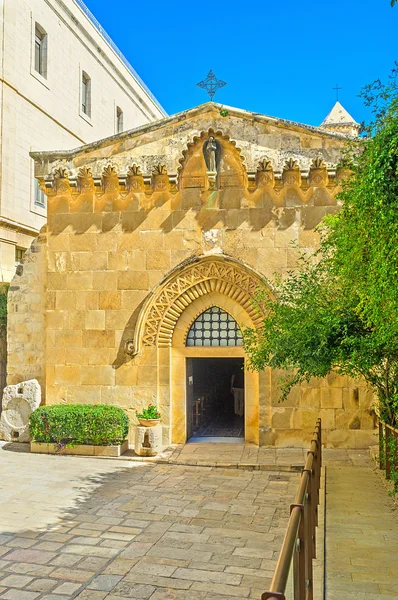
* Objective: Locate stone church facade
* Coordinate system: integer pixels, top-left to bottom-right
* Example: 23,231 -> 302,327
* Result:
6,102 -> 376,448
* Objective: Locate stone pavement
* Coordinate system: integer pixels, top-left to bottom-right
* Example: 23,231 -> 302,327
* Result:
325,453 -> 398,600
162,444 -> 308,470
99,442 -> 374,472
164,445 -> 378,471
1,442 -> 397,600
0,442 -> 299,600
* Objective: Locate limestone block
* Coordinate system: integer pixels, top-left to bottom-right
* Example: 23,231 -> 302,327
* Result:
85,310 -> 106,330
134,424 -> 162,456
0,379 -> 41,442
321,388 -> 343,409
117,271 -> 149,290
99,291 -> 121,310
300,388 -> 320,408
271,407 -> 293,428
146,250 -> 171,271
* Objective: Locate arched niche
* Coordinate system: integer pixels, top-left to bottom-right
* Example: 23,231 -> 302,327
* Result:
177,129 -> 248,192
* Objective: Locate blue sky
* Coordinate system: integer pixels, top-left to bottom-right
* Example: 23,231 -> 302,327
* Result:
83,0 -> 397,127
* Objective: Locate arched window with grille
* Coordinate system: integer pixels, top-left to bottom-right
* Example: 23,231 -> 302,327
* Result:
186,307 -> 243,347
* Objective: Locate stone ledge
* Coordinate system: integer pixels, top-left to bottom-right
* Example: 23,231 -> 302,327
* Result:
30,439 -> 129,457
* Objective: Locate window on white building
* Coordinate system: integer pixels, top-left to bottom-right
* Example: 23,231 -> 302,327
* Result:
34,178 -> 46,208
15,247 -> 26,266
116,106 -> 123,133
34,23 -> 47,78
81,72 -> 91,117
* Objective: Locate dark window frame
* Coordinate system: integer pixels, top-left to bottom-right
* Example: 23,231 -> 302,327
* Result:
81,71 -> 91,117
34,23 -> 47,78
34,178 -> 46,208
116,106 -> 123,133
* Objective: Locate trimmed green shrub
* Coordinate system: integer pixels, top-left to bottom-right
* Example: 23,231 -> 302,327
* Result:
29,404 -> 129,447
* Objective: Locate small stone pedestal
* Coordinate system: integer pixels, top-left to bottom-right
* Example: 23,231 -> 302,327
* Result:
134,424 -> 162,457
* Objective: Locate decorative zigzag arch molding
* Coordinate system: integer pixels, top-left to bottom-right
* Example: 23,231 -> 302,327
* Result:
133,255 -> 271,352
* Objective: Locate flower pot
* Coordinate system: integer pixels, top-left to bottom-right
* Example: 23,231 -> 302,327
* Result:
137,418 -> 161,427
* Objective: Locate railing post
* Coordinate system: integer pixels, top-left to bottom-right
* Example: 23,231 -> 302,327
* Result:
305,488 -> 314,600
386,425 -> 392,480
379,421 -> 385,470
309,447 -> 319,527
292,503 -> 305,600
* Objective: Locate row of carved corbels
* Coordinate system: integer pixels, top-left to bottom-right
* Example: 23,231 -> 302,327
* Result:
43,157 -> 343,196
45,164 -> 177,196
251,157 -> 342,189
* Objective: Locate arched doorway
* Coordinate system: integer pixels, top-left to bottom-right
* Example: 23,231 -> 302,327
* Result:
171,291 -> 259,444
134,255 -> 270,445
185,307 -> 245,440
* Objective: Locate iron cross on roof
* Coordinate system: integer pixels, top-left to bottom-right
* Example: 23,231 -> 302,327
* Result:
197,70 -> 226,101
333,83 -> 342,101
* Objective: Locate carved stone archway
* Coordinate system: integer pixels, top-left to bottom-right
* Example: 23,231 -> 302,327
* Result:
134,255 -> 270,353
132,255 -> 270,445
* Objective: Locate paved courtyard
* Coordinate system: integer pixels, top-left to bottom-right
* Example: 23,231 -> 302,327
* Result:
0,442 -> 299,600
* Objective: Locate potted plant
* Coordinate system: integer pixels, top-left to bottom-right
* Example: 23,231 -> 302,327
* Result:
136,404 -> 161,427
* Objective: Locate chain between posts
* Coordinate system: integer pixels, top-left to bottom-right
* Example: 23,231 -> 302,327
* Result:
262,419 -> 322,600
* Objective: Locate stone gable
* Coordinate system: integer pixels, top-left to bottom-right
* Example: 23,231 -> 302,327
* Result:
7,103 -> 376,448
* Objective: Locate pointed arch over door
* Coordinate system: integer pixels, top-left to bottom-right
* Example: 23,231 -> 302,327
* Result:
133,255 -> 271,353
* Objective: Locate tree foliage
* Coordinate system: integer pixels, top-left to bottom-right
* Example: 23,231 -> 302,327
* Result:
244,67 -> 398,427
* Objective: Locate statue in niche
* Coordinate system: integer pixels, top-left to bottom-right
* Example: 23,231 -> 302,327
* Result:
203,136 -> 220,174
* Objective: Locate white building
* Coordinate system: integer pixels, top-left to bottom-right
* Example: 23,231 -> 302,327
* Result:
0,0 -> 166,281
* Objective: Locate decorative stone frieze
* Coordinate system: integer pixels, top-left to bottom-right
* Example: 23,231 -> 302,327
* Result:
127,164 -> 145,192
309,157 -> 329,187
256,159 -> 275,188
282,159 -> 301,187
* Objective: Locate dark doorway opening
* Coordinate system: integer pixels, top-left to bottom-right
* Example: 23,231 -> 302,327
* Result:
186,357 -> 244,441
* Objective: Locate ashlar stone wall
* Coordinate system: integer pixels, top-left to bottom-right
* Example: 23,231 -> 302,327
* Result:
7,104 -> 377,447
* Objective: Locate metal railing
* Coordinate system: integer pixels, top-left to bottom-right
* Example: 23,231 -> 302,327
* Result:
262,419 -> 322,600
379,420 -> 398,480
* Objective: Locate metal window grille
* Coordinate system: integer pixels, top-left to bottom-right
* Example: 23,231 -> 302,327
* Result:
186,307 -> 243,347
